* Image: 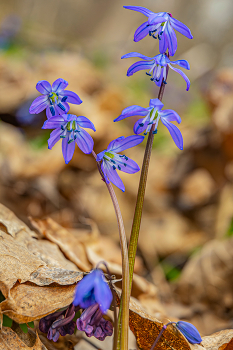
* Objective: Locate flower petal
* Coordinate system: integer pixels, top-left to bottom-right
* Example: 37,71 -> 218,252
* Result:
117,157 -> 140,174
160,109 -> 181,123
114,105 -> 148,122
171,59 -> 190,70
176,321 -> 202,344
94,270 -> 113,314
102,161 -> 125,192
133,118 -> 148,134
73,272 -> 95,307
75,129 -> 94,154
161,118 -> 183,149
57,101 -> 70,114
42,116 -> 65,129
148,14 -> 168,25
36,80 -> 51,94
123,5 -> 154,17
29,95 -> 48,114
46,105 -> 61,119
159,30 -> 168,55
52,78 -> 69,93
96,150 -> 106,162
48,128 -> 62,149
134,22 -> 150,42
109,135 -> 144,152
121,52 -> 153,60
59,90 -> 82,104
62,137 -> 75,164
126,60 -> 154,77
76,116 -> 96,131
169,65 -> 190,91
165,23 -> 177,56
107,136 -> 125,151
170,17 -> 193,39
149,98 -> 164,110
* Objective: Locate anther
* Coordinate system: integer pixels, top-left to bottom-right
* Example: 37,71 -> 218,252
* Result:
146,72 -> 151,76
110,160 -> 116,164
61,96 -> 68,102
113,165 -> 116,170
153,129 -> 158,134
139,123 -> 144,127
118,165 -> 121,170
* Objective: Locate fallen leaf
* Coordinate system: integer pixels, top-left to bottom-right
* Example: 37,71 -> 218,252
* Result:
0,327 -> 47,350
191,329 -> 233,350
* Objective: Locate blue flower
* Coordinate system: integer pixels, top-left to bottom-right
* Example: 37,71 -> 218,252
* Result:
29,78 -> 82,119
42,113 -> 95,164
124,6 -> 193,56
114,98 -> 183,150
97,135 -> 144,192
73,269 -> 113,314
122,52 -> 190,91
175,321 -> 202,344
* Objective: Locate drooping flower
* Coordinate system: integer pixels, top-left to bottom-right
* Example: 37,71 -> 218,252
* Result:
114,98 -> 183,150
39,304 -> 77,342
42,113 -> 95,164
122,52 -> 190,91
76,303 -> 113,341
29,78 -> 82,119
124,6 -> 193,56
96,135 -> 144,192
73,269 -> 113,314
175,321 -> 202,344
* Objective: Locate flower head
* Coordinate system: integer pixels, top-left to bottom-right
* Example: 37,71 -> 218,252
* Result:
175,321 -> 202,344
39,304 -> 77,342
42,113 -> 95,164
29,78 -> 82,119
97,135 -> 144,192
73,269 -> 112,314
122,52 -> 190,91
76,304 -> 113,341
124,6 -> 193,56
114,98 -> 183,150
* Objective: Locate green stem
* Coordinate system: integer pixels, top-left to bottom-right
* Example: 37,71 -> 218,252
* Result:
116,69 -> 170,348
128,69 -> 169,289
92,151 -> 129,350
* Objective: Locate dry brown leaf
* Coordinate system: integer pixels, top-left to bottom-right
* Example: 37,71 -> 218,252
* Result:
30,218 -> 92,272
0,281 -> 79,323
176,237 -> 233,310
0,203 -> 35,238
191,329 -> 233,350
0,327 -> 47,350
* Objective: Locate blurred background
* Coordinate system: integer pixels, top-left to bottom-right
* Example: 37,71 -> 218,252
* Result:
1,0 -> 233,341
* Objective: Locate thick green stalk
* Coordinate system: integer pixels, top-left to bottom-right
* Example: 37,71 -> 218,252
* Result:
92,151 -> 129,350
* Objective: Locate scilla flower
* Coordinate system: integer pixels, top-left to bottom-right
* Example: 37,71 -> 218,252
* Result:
73,269 -> 112,314
29,78 -> 82,119
124,6 -> 193,56
114,98 -> 183,150
175,321 -> 202,344
97,135 -> 144,192
42,114 -> 95,164
122,52 -> 190,91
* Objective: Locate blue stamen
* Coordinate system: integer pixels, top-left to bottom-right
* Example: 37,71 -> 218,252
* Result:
68,139 -> 74,144
50,106 -> 55,116
139,123 -> 144,127
153,129 -> 158,134
61,125 -> 65,130
144,132 -> 147,136
58,102 -> 66,111
146,72 -> 151,76
110,160 -> 116,164
113,165 -> 116,170
163,80 -> 167,84
124,156 -> 128,161
150,78 -> 154,81
61,96 -> 68,102
118,165 -> 121,170
124,163 -> 127,167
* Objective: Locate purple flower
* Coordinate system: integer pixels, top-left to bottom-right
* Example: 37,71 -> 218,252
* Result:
114,98 -> 183,150
175,321 -> 202,344
42,113 -> 95,164
76,304 -> 113,341
39,304 -> 77,342
122,52 -> 190,91
96,135 -> 144,192
29,78 -> 82,119
124,6 -> 193,56
73,269 -> 113,314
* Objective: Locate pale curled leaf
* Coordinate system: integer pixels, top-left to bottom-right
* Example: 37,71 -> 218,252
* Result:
0,327 -> 47,350
30,218 -> 91,272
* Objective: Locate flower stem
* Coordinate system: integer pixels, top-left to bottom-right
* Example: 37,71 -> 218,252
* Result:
128,68 -> 169,289
92,151 -> 129,350
150,322 -> 174,350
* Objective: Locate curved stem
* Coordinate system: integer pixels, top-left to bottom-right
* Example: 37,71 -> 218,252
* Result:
92,150 -> 129,350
